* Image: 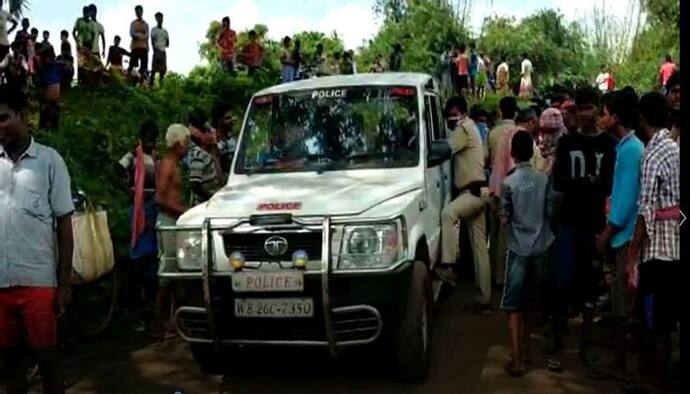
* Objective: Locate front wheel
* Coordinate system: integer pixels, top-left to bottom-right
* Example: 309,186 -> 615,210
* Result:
393,261 -> 432,382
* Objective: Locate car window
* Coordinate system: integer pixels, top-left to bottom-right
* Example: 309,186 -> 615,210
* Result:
432,96 -> 446,139
235,86 -> 420,175
425,95 -> 443,142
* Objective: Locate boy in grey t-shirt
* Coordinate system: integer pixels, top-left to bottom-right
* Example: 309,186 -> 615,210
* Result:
499,131 -> 554,377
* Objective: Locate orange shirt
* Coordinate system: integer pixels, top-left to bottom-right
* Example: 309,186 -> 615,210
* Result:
242,41 -> 263,67
456,54 -> 469,76
217,28 -> 237,61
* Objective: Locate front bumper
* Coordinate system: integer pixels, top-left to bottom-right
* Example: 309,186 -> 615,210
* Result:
158,217 -> 412,357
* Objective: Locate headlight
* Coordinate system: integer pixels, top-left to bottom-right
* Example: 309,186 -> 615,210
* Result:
338,222 -> 403,269
176,231 -> 203,270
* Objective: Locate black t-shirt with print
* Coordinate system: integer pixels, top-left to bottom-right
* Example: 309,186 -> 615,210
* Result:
552,131 -> 617,232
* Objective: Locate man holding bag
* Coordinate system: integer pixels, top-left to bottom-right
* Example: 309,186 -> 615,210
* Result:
0,86 -> 74,394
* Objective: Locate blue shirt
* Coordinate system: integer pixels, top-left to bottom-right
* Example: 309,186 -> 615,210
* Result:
609,132 -> 644,248
476,122 -> 489,145
0,140 -> 74,288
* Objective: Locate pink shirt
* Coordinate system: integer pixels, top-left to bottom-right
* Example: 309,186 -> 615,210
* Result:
660,62 -> 676,86
456,55 -> 469,76
489,126 -> 519,196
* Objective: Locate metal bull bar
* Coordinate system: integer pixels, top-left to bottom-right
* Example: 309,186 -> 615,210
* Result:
156,216 -> 386,357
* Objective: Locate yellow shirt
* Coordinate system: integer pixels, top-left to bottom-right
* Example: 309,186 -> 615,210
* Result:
448,117 -> 486,190
486,119 -> 516,166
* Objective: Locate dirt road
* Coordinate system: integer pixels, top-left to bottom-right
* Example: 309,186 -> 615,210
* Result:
10,282 -> 620,394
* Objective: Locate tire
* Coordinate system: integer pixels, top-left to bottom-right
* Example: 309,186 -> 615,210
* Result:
190,344 -> 225,375
394,261 -> 432,382
70,266 -> 119,338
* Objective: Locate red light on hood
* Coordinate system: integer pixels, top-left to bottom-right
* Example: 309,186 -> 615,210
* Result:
391,87 -> 415,97
257,202 -> 302,211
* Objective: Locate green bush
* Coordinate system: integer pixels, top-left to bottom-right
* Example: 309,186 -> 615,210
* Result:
33,72 -> 275,258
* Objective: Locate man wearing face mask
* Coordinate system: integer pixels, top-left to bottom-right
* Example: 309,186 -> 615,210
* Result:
436,96 -> 492,314
550,86 -> 616,370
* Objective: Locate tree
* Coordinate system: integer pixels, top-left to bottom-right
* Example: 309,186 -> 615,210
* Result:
362,0 -> 469,74
8,0 -> 29,15
198,21 -> 346,80
643,0 -> 680,27
479,10 -> 590,90
373,0 -> 407,23
199,20 -> 224,65
292,31 -> 345,65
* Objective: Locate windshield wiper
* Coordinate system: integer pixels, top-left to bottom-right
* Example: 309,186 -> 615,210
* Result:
245,160 -> 280,176
346,152 -> 398,162
246,155 -> 335,176
303,154 -> 342,175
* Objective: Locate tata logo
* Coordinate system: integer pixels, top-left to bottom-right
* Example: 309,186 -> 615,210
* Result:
257,202 -> 303,211
311,89 -> 347,99
264,236 -> 289,257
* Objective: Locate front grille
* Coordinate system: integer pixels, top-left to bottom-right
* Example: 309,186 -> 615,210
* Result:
177,309 -> 212,339
176,306 -> 382,344
332,308 -> 381,343
223,232 -> 322,262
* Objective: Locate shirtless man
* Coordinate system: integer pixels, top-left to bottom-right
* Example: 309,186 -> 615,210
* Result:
155,123 -> 190,339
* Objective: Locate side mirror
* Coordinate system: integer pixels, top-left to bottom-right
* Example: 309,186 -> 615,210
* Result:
428,140 -> 451,167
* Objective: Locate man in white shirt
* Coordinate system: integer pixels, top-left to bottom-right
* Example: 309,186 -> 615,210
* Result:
0,0 -> 18,60
150,12 -> 169,86
519,53 -> 533,99
595,64 -> 610,93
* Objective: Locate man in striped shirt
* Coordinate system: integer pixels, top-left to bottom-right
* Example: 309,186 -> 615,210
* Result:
628,92 -> 680,390
186,108 -> 226,205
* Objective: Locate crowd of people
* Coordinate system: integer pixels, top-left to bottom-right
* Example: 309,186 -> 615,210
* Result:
0,2 -> 171,131
70,4 -> 170,86
116,102 -> 237,339
0,0 -> 75,129
0,78 -> 238,392
438,44 -> 535,101
435,68 -> 680,391
0,2 -> 682,393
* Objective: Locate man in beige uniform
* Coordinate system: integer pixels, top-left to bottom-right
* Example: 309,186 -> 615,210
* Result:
436,96 -> 492,313
485,97 -> 518,288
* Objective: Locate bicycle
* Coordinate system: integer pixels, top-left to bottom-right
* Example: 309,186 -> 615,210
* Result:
67,190 -> 119,338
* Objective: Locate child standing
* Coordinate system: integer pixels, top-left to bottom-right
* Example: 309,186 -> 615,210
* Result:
499,131 -> 555,377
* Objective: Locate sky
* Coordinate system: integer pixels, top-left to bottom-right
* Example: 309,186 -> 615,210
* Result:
21,0 -> 635,75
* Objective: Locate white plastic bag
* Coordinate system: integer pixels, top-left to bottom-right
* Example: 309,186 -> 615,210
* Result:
71,209 -> 115,283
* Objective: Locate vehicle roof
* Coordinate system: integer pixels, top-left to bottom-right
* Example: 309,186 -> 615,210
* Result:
255,73 -> 437,96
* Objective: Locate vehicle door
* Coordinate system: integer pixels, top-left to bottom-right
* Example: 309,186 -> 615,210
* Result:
423,93 -> 452,265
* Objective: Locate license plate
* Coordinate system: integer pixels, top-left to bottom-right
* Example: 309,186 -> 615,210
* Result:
234,298 -> 314,318
232,271 -> 304,292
